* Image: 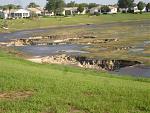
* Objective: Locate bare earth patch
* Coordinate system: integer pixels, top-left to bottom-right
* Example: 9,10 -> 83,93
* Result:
67,103 -> 86,113
69,106 -> 85,113
0,109 -> 7,113
0,90 -> 33,100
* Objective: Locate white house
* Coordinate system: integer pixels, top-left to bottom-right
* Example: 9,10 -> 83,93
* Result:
0,9 -> 30,19
131,6 -> 146,13
11,9 -> 30,18
27,7 -> 45,16
108,6 -> 118,14
44,10 -> 54,16
62,7 -> 78,15
62,7 -> 88,15
89,5 -> 117,15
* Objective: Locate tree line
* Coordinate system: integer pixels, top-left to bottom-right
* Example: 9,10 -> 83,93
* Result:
118,0 -> 150,13
0,0 -> 150,15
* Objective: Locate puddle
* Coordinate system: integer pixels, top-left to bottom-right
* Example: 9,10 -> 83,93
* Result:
56,50 -> 89,54
129,48 -> 144,52
112,65 -> 150,77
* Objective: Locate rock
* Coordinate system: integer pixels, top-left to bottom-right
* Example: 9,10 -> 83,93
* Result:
32,54 -> 141,71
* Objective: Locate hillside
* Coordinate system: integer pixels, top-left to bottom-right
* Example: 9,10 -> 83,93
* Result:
0,49 -> 150,113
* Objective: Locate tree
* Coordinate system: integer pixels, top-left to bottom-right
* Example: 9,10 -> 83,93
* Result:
46,0 -> 65,16
77,4 -> 84,13
7,4 -> 15,18
66,1 -> 76,7
137,1 -> 145,14
56,0 -> 65,15
79,3 -> 88,7
101,5 -> 111,14
146,3 -> 150,12
28,2 -> 39,8
16,5 -> 22,9
118,0 -> 134,13
88,3 -> 99,9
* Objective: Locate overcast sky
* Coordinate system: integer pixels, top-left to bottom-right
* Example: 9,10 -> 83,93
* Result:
0,0 -> 149,7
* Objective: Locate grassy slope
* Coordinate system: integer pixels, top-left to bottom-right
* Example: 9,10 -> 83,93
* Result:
0,13 -> 150,32
0,50 -> 150,113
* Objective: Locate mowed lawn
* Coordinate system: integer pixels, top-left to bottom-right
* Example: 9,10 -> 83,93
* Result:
0,13 -> 150,32
0,50 -> 150,113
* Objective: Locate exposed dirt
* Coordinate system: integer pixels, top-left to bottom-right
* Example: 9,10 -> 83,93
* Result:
31,54 -> 141,71
0,90 -> 33,100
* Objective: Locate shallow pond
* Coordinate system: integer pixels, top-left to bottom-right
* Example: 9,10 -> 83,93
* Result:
111,65 -> 150,77
14,44 -> 88,57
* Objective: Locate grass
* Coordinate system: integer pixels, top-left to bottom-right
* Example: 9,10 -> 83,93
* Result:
0,13 -> 150,32
0,49 -> 150,113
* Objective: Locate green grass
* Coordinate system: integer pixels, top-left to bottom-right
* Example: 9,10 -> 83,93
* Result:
0,49 -> 150,113
0,13 -> 150,32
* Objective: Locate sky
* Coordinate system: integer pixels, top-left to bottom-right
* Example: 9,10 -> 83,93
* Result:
0,0 -> 149,8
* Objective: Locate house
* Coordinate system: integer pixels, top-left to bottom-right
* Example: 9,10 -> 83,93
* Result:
43,10 -> 54,16
11,9 -> 30,18
131,6 -> 146,13
0,9 -> 30,19
62,7 -> 78,15
147,9 -> 150,12
89,5 -> 117,15
27,7 -> 44,16
62,7 -> 88,15
89,6 -> 101,14
107,6 -> 118,14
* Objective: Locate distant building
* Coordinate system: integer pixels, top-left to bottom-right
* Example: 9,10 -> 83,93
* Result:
89,5 -> 117,15
0,9 -> 30,19
108,6 -> 118,14
43,10 -> 54,16
27,7 -> 44,16
62,7 -> 88,15
130,6 -> 146,13
119,6 -> 147,13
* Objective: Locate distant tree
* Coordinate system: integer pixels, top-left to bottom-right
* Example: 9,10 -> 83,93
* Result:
56,0 -> 65,15
77,4 -> 84,13
146,3 -> 150,12
7,4 -> 15,18
137,1 -> 145,14
2,6 -> 7,11
66,1 -> 76,7
88,3 -> 99,9
79,3 -> 88,7
118,0 -> 134,13
28,2 -> 39,8
16,5 -> 22,9
0,6 -> 3,9
30,11 -> 38,19
46,0 -> 65,16
101,5 -> 111,13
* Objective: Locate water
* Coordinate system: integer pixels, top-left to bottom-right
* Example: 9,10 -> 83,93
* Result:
0,21 -> 150,78
112,65 -> 150,77
15,44 -> 88,57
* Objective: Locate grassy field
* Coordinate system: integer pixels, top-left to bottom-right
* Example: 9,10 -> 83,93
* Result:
0,48 -> 150,113
0,13 -> 150,32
